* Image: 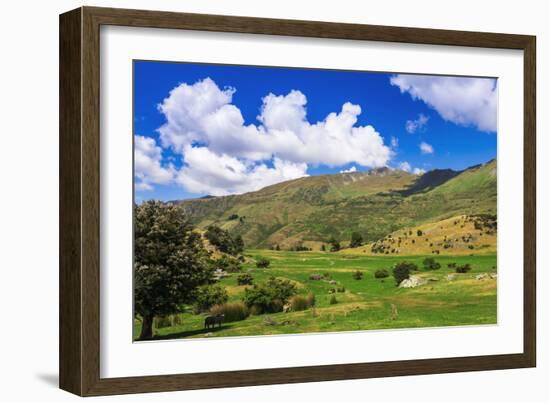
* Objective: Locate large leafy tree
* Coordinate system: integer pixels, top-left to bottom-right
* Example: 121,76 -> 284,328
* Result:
134,201 -> 213,340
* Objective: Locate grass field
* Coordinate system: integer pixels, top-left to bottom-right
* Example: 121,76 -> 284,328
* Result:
133,250 -> 497,340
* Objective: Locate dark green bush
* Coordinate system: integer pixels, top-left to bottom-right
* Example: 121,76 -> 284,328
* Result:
213,255 -> 242,273
352,270 -> 364,280
204,225 -> 244,255
243,277 -> 297,314
422,257 -> 441,271
456,264 -> 472,273
374,269 -> 389,279
193,284 -> 228,313
393,261 -> 417,285
237,273 -> 254,285
329,295 -> 338,304
255,256 -> 271,268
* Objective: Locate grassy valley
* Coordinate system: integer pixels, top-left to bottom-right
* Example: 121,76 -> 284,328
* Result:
134,159 -> 498,340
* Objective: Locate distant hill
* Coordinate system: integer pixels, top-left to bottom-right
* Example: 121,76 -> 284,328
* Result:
174,159 -> 497,249
342,214 -> 496,256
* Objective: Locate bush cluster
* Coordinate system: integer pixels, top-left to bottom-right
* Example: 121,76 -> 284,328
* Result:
213,254 -> 242,273
374,269 -> 389,279
255,256 -> 271,268
392,261 -> 418,285
205,225 -> 244,256
352,270 -> 364,280
422,257 -> 441,271
193,284 -> 228,313
455,264 -> 472,273
243,277 -> 297,314
237,273 -> 254,285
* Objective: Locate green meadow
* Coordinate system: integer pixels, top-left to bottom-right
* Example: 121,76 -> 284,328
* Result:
134,250 -> 497,340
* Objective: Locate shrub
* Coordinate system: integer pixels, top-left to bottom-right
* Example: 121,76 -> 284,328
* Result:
336,286 -> 346,293
237,273 -> 254,285
448,262 -> 457,268
456,264 -> 472,273
213,255 -> 242,273
204,225 -> 244,255
422,257 -> 441,271
210,302 -> 249,322
193,284 -> 228,313
350,232 -> 363,248
255,256 -> 271,268
329,236 -> 341,252
289,293 -> 316,311
374,269 -> 389,279
352,270 -> 364,280
243,277 -> 297,314
393,261 -> 417,285
417,229 -> 423,236
329,295 -> 338,304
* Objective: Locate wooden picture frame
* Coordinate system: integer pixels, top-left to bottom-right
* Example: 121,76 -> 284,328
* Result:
59,6 -> 536,396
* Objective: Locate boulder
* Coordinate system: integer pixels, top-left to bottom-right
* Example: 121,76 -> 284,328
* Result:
490,273 -> 498,279
446,274 -> 457,281
476,273 -> 489,280
399,275 -> 428,288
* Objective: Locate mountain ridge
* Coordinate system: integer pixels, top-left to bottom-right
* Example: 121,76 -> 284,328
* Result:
172,159 -> 497,249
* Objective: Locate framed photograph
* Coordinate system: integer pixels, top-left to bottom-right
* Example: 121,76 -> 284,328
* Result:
59,6 -> 536,396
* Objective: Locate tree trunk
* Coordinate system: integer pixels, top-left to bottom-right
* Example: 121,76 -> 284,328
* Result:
139,314 -> 154,340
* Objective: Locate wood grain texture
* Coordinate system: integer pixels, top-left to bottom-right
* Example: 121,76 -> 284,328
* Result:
59,8 -> 83,396
59,6 -> 537,396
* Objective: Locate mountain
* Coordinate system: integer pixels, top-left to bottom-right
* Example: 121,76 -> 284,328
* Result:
174,159 -> 497,249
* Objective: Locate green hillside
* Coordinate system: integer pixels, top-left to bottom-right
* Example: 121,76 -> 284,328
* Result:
174,160 -> 497,249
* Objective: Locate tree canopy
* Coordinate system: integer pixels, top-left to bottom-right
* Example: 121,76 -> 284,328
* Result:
134,201 -> 213,340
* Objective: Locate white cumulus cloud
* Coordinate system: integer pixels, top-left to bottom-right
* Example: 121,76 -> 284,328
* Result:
420,142 -> 434,154
176,146 -> 308,196
405,113 -> 429,134
390,75 -> 497,132
413,167 -> 426,175
149,77 -> 393,195
134,135 -> 175,191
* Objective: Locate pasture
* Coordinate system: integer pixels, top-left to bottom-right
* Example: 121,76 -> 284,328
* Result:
133,250 -> 497,340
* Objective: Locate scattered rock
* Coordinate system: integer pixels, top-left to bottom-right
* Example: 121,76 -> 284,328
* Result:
399,275 -> 428,288
446,274 -> 457,281
476,273 -> 489,280
309,274 -> 323,280
490,273 -> 498,279
329,280 -> 338,285
427,277 -> 439,282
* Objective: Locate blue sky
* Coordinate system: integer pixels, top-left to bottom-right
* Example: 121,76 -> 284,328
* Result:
134,60 -> 497,202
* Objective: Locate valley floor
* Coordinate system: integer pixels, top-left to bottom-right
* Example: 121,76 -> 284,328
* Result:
133,250 -> 497,340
